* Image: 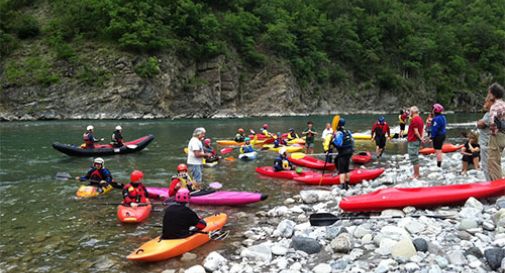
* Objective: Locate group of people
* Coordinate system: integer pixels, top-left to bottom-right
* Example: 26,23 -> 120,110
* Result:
82,125 -> 124,149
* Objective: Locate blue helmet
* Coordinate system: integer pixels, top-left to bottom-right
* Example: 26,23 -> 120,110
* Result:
244,137 -> 250,141
378,116 -> 385,123
338,118 -> 346,127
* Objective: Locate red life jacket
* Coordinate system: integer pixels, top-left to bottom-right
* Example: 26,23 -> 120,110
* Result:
123,183 -> 148,204
89,168 -> 105,181
83,132 -> 93,146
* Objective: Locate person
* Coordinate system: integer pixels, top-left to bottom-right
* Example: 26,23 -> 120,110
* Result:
76,157 -> 113,192
430,103 -> 447,168
321,123 -> 333,141
286,128 -> 300,141
122,170 -> 160,206
302,121 -> 317,154
425,113 -> 433,138
82,125 -> 102,149
168,164 -> 198,197
399,110 -> 409,138
407,106 -> 424,179
461,131 -> 480,175
371,116 -> 390,159
187,127 -> 212,185
260,124 -> 272,137
111,125 -> 124,147
160,188 -> 207,239
234,128 -> 246,142
486,83 -> 505,180
477,97 -> 494,181
273,148 -> 294,171
333,118 -> 354,190
240,138 -> 255,154
203,138 -> 219,163
273,132 -> 287,148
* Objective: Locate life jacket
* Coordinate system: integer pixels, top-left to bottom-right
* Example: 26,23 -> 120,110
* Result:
123,183 -> 148,203
83,132 -> 93,145
282,159 -> 291,170
334,129 -> 353,152
374,122 -> 387,137
323,134 -> 332,151
168,175 -> 195,197
240,145 -> 253,153
111,130 -> 123,146
287,132 -> 299,141
89,168 -> 105,181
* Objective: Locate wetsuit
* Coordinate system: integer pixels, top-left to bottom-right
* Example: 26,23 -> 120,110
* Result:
111,130 -> 124,147
79,167 -> 113,188
273,155 -> 293,171
161,203 -> 207,239
372,122 -> 390,149
122,182 -> 158,204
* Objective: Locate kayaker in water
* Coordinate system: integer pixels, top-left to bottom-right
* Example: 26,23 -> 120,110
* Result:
168,164 -> 198,197
160,188 -> 207,239
111,125 -> 124,147
371,116 -> 390,159
240,138 -> 255,154
203,138 -> 219,163
302,121 -> 317,154
122,170 -> 160,207
333,118 -> 354,190
76,157 -> 113,192
273,147 -> 294,171
234,128 -> 246,142
461,131 -> 481,175
82,125 -> 103,149
286,128 -> 300,141
260,123 -> 273,137
430,103 -> 447,168
399,110 -> 409,138
273,132 -> 287,148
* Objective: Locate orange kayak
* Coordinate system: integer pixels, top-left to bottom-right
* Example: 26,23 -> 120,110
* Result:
117,201 -> 152,223
419,143 -> 463,155
127,213 -> 228,262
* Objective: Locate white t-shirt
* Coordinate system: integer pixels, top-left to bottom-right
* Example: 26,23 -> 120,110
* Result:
187,137 -> 204,165
321,128 -> 333,140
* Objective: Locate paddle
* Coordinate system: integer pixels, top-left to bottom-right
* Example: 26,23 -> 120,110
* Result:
126,144 -> 138,149
74,177 -> 124,189
309,212 -> 456,226
147,226 -> 230,241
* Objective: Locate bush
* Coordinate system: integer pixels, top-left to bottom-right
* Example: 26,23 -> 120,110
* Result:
134,57 -> 160,78
0,30 -> 18,56
47,34 -> 76,61
10,13 -> 40,39
77,65 -> 110,86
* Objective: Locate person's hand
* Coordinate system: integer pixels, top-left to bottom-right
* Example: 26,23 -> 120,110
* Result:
193,183 -> 201,190
130,202 -> 138,208
75,176 -> 80,181
99,180 -> 107,186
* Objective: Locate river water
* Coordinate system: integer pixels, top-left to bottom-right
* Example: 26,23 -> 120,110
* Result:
0,114 -> 481,272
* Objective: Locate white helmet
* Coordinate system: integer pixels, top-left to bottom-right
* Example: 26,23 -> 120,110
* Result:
94,157 -> 104,165
86,125 -> 94,131
115,125 -> 122,130
279,147 -> 287,155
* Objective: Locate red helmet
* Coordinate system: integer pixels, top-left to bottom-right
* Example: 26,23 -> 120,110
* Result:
177,164 -> 188,172
262,123 -> 269,129
204,138 -> 211,145
238,128 -> 245,133
175,188 -> 190,203
433,103 -> 444,114
130,170 -> 144,183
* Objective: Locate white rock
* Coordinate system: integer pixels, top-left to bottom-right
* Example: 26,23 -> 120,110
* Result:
459,207 -> 483,222
162,270 -> 176,273
284,198 -> 295,205
376,238 -> 398,255
268,206 -> 290,217
428,264 -> 442,273
398,218 -> 426,234
353,225 -> 372,238
240,243 -> 272,262
361,234 -> 373,244
180,252 -> 197,262
447,250 -> 467,265
330,233 -> 353,253
405,262 -> 420,272
203,251 -> 227,272
274,257 -> 289,269
184,265 -> 206,273
271,244 -> 288,256
290,262 -> 302,271
464,197 -> 484,211
312,263 -> 332,273
300,190 -> 332,204
459,218 -> 479,230
380,226 -> 411,241
276,219 -> 296,238
435,256 -> 449,268
375,259 -> 396,273
391,238 -> 417,259
381,209 -> 405,217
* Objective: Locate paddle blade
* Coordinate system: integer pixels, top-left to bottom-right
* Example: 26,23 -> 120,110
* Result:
309,213 -> 339,226
126,144 -> 137,149
331,115 -> 340,131
220,147 -> 234,155
184,147 -> 189,154
209,182 -> 223,190
290,152 -> 306,159
224,157 -> 236,161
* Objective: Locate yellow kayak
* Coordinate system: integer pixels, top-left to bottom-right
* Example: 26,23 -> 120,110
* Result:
76,184 -> 113,198
287,138 -> 305,145
216,139 -> 265,146
263,144 -> 304,153
352,133 -> 372,140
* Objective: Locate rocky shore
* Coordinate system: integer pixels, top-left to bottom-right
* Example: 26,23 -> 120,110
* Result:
169,153 -> 504,273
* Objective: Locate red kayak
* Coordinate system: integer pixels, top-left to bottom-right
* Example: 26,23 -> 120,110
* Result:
351,151 -> 372,164
293,168 -> 384,185
288,155 -> 336,170
419,143 -> 463,155
339,179 -> 505,212
117,202 -> 152,223
255,166 -> 308,179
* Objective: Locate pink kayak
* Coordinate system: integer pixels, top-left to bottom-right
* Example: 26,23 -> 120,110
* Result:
339,179 -> 505,212
293,168 -> 384,185
288,155 -> 336,170
255,166 -> 309,179
146,187 -> 267,206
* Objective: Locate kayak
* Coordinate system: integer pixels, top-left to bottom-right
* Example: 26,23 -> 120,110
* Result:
127,213 -> 228,262
75,184 -> 113,198
293,168 -> 385,185
255,166 -> 308,179
352,151 -> 373,164
53,134 -> 155,157
288,155 -> 336,170
419,143 -> 463,155
238,151 -> 257,160
286,138 -> 306,145
339,179 -> 505,212
353,133 -> 372,140
262,144 -> 304,153
146,188 -> 268,206
117,201 -> 152,223
216,140 -> 265,146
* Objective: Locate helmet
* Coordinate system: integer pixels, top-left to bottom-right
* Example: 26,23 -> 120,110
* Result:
276,132 -> 281,136
244,137 -> 251,142
289,128 -> 294,132
175,188 -> 190,203
115,125 -> 122,130
177,164 -> 188,172
378,116 -> 385,123
238,128 -> 245,133
433,103 -> 444,113
338,118 -> 346,127
262,123 -> 269,129
130,170 -> 144,183
93,157 -> 104,167
86,125 -> 94,131
204,138 -> 211,145
279,147 -> 287,155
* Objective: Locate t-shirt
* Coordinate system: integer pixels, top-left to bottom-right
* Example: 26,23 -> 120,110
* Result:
407,115 -> 424,142
321,128 -> 333,140
303,127 -> 316,143
187,137 -> 203,165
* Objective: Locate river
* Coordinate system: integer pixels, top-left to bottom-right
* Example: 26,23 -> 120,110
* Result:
0,113 -> 481,272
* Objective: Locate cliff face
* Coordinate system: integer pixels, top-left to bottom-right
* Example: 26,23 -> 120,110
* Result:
0,50 -> 485,121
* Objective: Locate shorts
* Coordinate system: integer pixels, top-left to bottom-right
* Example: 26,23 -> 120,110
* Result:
408,140 -> 421,165
188,164 -> 203,183
375,136 -> 386,149
462,152 -> 480,164
335,153 -> 352,173
432,135 -> 445,150
400,124 -> 406,131
305,142 -> 315,148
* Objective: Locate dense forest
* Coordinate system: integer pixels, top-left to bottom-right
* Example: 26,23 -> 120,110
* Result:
1,0 -> 504,107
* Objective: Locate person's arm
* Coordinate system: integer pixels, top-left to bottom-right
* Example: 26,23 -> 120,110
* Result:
189,210 -> 207,230
430,118 -> 439,139
386,124 -> 391,138
371,124 -> 376,139
102,169 -> 113,184
77,168 -> 93,181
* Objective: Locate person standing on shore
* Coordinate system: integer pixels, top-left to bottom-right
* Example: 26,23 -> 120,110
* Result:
399,110 -> 409,138
187,127 -> 211,187
371,116 -> 390,159
430,104 -> 447,168
302,121 -> 317,154
486,83 -> 505,180
477,97 -> 494,181
407,106 -> 424,179
333,118 -> 354,190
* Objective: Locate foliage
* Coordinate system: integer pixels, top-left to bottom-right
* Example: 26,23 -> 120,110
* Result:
134,57 -> 160,78
4,57 -> 59,86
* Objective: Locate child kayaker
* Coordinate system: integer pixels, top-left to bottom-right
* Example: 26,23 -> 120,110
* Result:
240,138 -> 255,154
234,128 -> 246,142
273,132 -> 287,148
122,170 -> 160,207
430,103 -> 447,168
168,164 -> 199,197
286,128 -> 300,141
273,148 -> 294,171
203,138 -> 219,163
75,157 -> 114,192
